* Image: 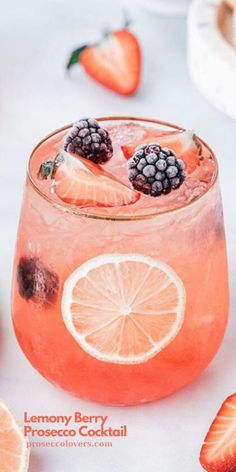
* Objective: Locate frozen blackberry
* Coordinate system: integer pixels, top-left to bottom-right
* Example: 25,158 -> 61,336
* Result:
64,118 -> 113,164
17,257 -> 59,305
127,143 -> 186,197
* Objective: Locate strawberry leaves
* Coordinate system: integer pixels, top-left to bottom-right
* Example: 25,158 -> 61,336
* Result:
66,45 -> 87,71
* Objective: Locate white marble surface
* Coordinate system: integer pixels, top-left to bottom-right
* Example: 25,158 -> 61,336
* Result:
1,1 -> 236,471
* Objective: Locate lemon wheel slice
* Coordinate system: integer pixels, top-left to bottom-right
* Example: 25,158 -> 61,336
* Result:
62,254 -> 186,364
0,399 -> 30,472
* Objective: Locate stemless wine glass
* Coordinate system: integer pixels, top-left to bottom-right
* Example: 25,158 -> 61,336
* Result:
12,117 -> 229,405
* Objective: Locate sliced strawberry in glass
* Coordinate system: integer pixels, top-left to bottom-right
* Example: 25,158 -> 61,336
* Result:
52,151 -> 140,208
122,130 -> 202,174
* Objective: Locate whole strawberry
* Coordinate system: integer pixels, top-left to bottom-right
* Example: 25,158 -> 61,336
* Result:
67,27 -> 141,96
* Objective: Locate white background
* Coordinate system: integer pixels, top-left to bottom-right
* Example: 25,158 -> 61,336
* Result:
1,0 -> 236,471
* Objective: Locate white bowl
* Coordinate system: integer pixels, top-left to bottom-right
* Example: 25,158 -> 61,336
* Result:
188,0 -> 236,119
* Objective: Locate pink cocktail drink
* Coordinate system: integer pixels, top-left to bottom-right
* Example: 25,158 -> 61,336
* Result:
12,117 -> 228,405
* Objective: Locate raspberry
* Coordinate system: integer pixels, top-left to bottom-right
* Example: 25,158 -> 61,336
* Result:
127,143 -> 186,197
17,257 -> 59,305
64,118 -> 113,164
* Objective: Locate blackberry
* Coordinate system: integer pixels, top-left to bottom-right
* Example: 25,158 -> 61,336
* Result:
127,143 -> 186,197
17,257 -> 59,305
64,118 -> 113,164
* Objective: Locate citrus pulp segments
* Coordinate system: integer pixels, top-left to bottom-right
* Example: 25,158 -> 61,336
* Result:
61,254 -> 186,364
0,400 -> 29,472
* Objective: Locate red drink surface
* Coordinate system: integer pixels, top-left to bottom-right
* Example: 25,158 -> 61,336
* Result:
12,118 -> 228,405
29,119 -> 217,217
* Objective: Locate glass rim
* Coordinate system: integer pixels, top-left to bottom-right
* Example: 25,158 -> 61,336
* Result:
27,116 -> 219,222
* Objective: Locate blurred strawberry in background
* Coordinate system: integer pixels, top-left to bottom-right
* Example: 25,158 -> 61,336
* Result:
67,25 -> 142,96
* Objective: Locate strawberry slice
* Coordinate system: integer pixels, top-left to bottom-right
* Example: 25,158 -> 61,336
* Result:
67,29 -> 141,96
200,393 -> 236,472
38,150 -> 139,208
122,130 -> 202,174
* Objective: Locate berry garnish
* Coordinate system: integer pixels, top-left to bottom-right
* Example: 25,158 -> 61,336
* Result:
17,257 -> 58,305
200,393 -> 236,472
66,27 -> 141,96
64,118 -> 113,165
38,150 -> 140,208
127,143 -> 186,197
122,130 -> 202,175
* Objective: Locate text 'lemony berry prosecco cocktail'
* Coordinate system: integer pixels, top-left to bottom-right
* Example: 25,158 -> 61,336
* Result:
12,117 -> 229,405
